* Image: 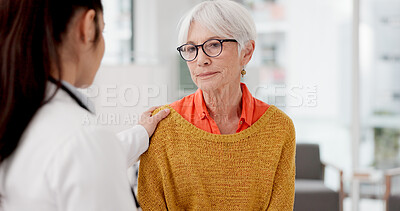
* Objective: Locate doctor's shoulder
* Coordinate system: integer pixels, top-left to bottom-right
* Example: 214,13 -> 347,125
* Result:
33,99 -> 124,173
24,88 -> 112,150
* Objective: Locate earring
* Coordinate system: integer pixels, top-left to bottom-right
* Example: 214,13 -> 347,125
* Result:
241,69 -> 246,77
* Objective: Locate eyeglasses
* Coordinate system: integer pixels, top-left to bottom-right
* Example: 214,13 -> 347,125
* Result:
177,39 -> 237,61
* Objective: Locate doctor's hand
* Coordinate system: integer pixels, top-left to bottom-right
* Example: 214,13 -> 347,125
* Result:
139,106 -> 170,138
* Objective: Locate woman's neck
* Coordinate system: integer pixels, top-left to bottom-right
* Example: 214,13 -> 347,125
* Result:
51,60 -> 77,86
202,83 -> 242,124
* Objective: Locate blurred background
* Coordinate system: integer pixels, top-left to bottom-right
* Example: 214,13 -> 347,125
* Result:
80,0 -> 400,210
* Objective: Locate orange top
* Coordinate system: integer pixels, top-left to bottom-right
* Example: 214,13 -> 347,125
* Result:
170,83 -> 270,134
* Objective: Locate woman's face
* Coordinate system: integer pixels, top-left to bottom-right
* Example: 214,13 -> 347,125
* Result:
185,21 -> 243,93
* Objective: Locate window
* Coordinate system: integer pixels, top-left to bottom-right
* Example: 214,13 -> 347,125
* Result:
102,0 -> 134,64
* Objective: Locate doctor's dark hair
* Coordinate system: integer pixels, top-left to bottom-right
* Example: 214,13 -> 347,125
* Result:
0,0 -> 103,163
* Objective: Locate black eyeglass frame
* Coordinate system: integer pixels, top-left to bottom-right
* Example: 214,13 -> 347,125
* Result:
177,39 -> 237,62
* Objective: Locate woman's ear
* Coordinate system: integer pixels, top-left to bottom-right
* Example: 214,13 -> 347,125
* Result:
79,9 -> 96,44
240,40 -> 255,67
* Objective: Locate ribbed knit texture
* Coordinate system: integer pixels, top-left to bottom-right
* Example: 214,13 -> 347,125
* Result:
138,105 -> 296,211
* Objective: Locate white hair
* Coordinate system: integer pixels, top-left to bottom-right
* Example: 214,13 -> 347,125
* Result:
177,0 -> 256,52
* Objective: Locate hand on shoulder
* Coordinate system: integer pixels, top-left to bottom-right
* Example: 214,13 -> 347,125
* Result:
139,106 -> 170,137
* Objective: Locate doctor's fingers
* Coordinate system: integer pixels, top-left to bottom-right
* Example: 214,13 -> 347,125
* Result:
139,106 -> 170,124
138,108 -> 170,137
144,106 -> 161,116
150,108 -> 170,122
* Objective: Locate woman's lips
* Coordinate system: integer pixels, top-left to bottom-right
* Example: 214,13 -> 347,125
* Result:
197,72 -> 219,78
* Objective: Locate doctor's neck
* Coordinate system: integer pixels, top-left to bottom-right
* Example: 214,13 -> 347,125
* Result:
50,60 -> 78,87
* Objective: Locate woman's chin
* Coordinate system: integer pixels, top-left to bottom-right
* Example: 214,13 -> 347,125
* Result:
196,80 -> 221,92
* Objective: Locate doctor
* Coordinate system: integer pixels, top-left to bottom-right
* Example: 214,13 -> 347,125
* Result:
0,0 -> 169,210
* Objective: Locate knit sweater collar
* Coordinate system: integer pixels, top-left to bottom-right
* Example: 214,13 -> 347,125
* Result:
155,104 -> 279,143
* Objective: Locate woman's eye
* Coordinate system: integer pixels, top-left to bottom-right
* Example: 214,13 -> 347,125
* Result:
187,46 -> 196,53
207,42 -> 220,49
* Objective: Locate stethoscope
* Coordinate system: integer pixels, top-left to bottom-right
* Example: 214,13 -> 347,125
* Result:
48,77 -> 91,113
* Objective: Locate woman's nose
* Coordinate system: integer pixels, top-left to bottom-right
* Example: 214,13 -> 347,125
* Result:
196,47 -> 210,66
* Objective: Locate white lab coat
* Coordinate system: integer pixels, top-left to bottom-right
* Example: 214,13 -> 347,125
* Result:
0,83 -> 148,211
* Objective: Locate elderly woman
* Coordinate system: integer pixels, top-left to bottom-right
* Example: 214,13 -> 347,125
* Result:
138,0 -> 295,210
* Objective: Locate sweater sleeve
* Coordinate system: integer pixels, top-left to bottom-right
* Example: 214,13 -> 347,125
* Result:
137,126 -> 168,210
267,119 -> 296,211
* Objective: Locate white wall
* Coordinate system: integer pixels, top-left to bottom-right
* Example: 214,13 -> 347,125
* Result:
81,65 -> 169,133
134,0 -> 200,102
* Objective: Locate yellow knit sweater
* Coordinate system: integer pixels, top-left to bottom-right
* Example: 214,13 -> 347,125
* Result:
138,105 -> 296,211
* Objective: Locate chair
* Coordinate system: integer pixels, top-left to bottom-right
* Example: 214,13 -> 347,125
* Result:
294,143 -> 344,211
384,167 -> 400,211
